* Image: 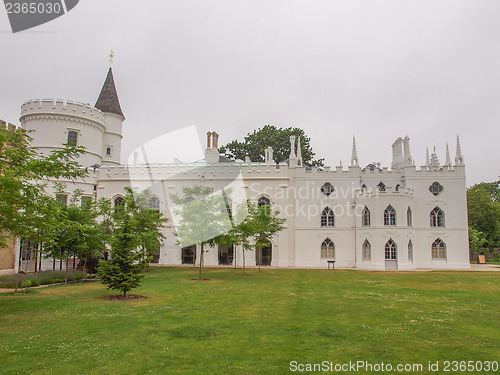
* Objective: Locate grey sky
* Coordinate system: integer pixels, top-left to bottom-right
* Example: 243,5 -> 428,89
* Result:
1,0 -> 499,186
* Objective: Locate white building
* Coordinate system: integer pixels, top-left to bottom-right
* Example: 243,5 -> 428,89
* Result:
19,67 -> 470,271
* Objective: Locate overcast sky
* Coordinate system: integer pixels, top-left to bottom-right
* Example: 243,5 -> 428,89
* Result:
1,0 -> 499,186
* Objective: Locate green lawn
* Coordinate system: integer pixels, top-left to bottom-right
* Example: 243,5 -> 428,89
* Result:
0,267 -> 498,375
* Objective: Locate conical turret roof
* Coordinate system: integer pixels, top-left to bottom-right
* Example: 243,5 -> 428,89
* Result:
95,68 -> 125,118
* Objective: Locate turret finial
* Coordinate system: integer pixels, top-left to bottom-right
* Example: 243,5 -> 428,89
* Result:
445,143 -> 451,167
351,135 -> 359,166
455,135 -> 464,165
109,49 -> 114,67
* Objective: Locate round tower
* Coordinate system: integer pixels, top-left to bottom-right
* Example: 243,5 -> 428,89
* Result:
94,68 -> 125,166
20,99 -> 106,167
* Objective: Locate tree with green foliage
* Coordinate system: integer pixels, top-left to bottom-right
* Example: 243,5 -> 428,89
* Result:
44,187 -> 107,284
98,216 -> 149,298
249,203 -> 286,272
219,125 -> 324,167
98,188 -> 167,297
170,186 -> 231,280
217,201 -> 286,274
0,127 -> 86,245
0,127 -> 86,293
469,228 -> 488,252
467,182 -> 500,248
113,188 -> 167,260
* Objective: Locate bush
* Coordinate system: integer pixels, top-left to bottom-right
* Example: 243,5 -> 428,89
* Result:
0,270 -> 89,288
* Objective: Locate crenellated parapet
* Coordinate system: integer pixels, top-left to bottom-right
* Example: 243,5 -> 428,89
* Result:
0,119 -> 19,132
20,99 -> 105,131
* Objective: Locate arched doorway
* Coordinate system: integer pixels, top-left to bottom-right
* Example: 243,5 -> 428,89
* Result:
182,245 -> 196,264
218,245 -> 234,265
385,239 -> 398,270
256,241 -> 272,266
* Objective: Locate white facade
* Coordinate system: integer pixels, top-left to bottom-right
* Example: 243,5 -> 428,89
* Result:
19,68 -> 471,271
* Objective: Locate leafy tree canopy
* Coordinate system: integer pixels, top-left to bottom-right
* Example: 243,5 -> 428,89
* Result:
467,182 -> 500,248
219,125 -> 324,167
0,127 -> 86,247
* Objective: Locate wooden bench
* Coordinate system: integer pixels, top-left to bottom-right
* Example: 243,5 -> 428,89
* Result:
327,260 -> 335,270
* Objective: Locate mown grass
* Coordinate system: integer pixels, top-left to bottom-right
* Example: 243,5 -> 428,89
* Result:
0,267 -> 498,375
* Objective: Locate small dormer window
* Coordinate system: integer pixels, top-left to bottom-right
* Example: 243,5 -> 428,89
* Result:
67,131 -> 78,146
106,147 -> 111,156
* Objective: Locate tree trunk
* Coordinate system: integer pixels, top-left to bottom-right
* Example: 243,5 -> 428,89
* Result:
65,257 -> 69,284
242,247 -> 246,275
199,243 -> 204,280
258,247 -> 261,272
14,272 -> 20,294
123,290 -> 127,298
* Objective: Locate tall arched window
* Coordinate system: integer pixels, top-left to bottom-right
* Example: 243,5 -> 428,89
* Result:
362,239 -> 371,261
430,207 -> 445,227
114,196 -> 124,213
67,130 -> 78,146
149,196 -> 160,212
431,238 -> 446,259
321,207 -> 335,227
385,239 -> 397,260
321,238 -> 335,258
408,240 -> 413,262
257,196 -> 271,206
407,207 -> 412,227
384,205 -> 396,226
362,206 -> 371,226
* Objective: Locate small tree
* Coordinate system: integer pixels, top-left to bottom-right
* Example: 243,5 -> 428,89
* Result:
98,216 -> 148,297
98,188 -> 166,297
220,201 -> 286,275
115,188 -> 167,260
250,203 -> 286,272
170,186 -> 231,280
44,187 -> 107,284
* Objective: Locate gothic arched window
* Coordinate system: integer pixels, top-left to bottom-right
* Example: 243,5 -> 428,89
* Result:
407,207 -> 412,227
385,239 -> 397,260
378,182 -> 386,192
114,196 -> 124,213
362,206 -> 371,226
431,238 -> 446,259
362,239 -> 371,261
149,196 -> 160,212
321,207 -> 335,227
384,205 -> 396,226
430,207 -> 445,227
408,240 -> 413,262
321,238 -> 335,258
